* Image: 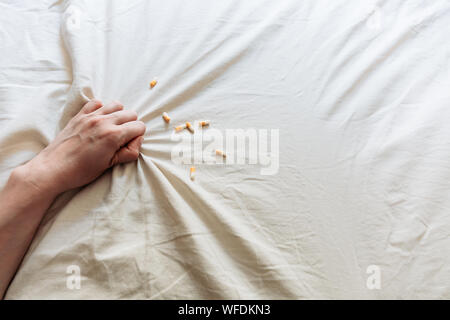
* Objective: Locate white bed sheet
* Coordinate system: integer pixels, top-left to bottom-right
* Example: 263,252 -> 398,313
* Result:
2,0 -> 450,299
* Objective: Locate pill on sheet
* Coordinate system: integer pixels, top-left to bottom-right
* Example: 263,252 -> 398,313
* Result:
150,79 -> 157,88
190,166 -> 196,180
215,149 -> 226,158
175,124 -> 186,132
199,120 -> 210,127
162,112 -> 170,123
186,122 -> 194,133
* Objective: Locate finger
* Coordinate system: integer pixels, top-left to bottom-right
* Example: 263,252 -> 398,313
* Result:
118,121 -> 146,146
110,110 -> 138,125
81,99 -> 103,114
97,100 -> 124,115
110,135 -> 143,166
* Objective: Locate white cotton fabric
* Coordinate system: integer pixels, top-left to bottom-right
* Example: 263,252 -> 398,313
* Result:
2,0 -> 450,299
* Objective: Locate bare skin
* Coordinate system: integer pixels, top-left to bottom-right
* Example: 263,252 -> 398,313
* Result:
0,100 -> 146,299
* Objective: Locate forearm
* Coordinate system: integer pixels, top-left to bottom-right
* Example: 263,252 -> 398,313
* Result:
0,164 -> 58,299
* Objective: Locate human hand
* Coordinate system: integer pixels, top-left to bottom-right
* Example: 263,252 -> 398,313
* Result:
16,100 -> 146,196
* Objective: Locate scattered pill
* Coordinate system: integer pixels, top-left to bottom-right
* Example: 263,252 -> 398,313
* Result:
175,124 -> 186,132
186,122 -> 195,134
190,166 -> 196,180
199,120 -> 210,127
150,79 -> 158,88
162,112 -> 170,123
215,149 -> 226,158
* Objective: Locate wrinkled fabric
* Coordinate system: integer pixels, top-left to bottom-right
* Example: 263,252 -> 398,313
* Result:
2,0 -> 450,299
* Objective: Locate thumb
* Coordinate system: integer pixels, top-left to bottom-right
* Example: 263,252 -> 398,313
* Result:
110,135 -> 143,166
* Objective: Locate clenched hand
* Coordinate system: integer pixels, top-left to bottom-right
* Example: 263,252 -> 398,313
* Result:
20,100 -> 146,195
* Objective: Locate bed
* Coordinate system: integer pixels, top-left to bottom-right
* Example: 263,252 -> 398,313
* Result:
1,0 -> 450,299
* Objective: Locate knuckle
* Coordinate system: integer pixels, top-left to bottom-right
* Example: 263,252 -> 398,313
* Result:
86,115 -> 102,127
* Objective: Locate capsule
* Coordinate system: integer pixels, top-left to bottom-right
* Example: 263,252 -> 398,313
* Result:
199,120 -> 210,127
215,149 -> 226,158
150,79 -> 157,88
175,124 -> 186,132
162,112 -> 170,123
186,122 -> 195,134
190,166 -> 196,180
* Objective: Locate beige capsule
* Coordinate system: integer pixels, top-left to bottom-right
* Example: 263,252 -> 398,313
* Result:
175,124 -> 186,132
186,122 -> 195,134
150,79 -> 157,88
162,112 -> 170,123
199,120 -> 210,127
215,149 -> 226,158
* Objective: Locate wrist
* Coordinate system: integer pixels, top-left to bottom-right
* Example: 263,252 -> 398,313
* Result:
12,158 -> 62,200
